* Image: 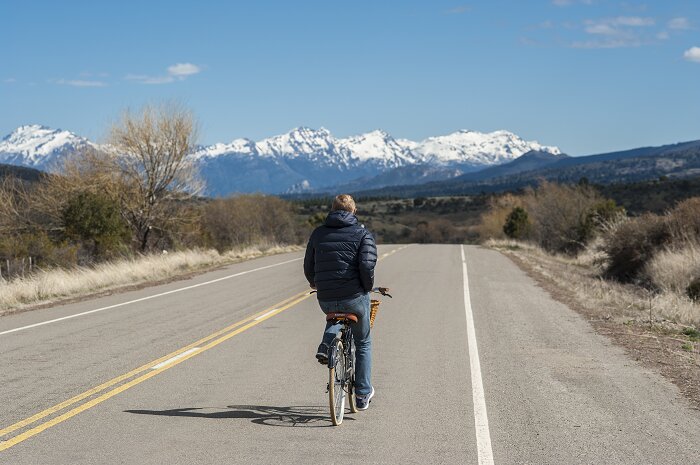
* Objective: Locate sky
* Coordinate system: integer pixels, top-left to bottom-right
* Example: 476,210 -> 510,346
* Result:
1,0 -> 699,156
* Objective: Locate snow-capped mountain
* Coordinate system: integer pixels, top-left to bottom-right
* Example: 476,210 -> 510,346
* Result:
408,129 -> 561,165
0,125 -> 561,195
0,124 -> 91,170
192,127 -> 560,194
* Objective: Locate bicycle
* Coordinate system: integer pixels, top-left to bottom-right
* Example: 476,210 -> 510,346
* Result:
318,287 -> 392,426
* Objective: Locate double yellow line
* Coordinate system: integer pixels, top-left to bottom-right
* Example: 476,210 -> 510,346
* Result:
0,244 -> 409,452
0,291 -> 311,452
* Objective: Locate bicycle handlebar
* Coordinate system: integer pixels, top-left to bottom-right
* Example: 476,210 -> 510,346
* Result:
371,287 -> 393,298
308,287 -> 393,298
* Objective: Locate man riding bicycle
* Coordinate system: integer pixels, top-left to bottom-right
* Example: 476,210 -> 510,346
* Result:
303,194 -> 377,410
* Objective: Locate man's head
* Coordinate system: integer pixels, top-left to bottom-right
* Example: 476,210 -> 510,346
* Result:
332,194 -> 356,214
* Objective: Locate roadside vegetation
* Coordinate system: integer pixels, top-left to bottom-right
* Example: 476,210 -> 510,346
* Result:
0,103 -> 307,311
0,245 -> 299,314
475,181 -> 700,407
475,180 -> 700,350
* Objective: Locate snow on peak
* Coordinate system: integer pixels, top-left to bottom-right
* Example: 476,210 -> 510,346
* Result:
192,138 -> 256,159
410,129 -> 561,165
338,129 -> 416,165
1,124 -> 562,176
256,126 -> 337,158
0,124 -> 90,168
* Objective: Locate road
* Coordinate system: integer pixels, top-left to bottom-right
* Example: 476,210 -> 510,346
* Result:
1,244 -> 699,464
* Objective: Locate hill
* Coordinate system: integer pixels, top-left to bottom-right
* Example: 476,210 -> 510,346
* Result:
0,162 -> 43,183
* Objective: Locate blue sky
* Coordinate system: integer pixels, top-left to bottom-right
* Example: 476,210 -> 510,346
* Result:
1,0 -> 698,155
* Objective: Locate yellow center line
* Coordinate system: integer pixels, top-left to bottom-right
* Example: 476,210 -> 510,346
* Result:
0,245 -> 409,452
0,290 -> 307,439
0,293 -> 312,452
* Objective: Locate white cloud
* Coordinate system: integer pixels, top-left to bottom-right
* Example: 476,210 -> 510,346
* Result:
572,38 -> 643,49
4,78 -> 17,83
585,23 -> 619,35
167,63 -> 201,77
552,0 -> 593,6
684,46 -> 700,63
668,17 -> 691,30
656,31 -> 670,40
125,74 -> 175,84
56,79 -> 107,87
576,16 -> 655,47
126,63 -> 201,85
584,16 -> 654,34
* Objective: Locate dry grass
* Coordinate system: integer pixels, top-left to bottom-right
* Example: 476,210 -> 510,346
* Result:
646,242 -> 700,295
0,244 -> 301,314
486,238 -> 700,326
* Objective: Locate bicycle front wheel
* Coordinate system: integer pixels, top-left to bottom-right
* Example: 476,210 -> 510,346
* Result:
348,338 -> 358,414
328,339 -> 346,426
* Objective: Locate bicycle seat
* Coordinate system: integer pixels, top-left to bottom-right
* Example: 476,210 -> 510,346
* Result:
325,313 -> 358,323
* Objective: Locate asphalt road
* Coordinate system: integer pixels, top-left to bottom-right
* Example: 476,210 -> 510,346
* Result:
1,244 -> 699,464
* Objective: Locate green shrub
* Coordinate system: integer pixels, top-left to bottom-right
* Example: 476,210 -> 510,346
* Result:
503,207 -> 530,239
62,191 -> 129,259
0,230 -> 80,276
687,277 -> 700,302
603,213 -> 671,282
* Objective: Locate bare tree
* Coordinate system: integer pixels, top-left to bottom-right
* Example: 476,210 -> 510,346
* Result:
0,176 -> 30,234
109,103 -> 202,251
31,146 -> 121,230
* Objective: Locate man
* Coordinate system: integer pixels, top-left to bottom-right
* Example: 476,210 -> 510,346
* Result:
303,194 -> 378,410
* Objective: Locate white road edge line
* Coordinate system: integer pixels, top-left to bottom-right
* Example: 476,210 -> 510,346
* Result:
151,348 -> 201,370
461,245 -> 495,465
0,257 -> 302,337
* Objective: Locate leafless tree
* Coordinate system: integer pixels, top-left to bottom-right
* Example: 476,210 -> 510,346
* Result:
0,176 -> 30,234
30,146 -> 121,231
108,103 -> 203,251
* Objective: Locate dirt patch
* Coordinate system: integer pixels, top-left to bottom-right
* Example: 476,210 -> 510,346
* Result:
502,248 -> 700,411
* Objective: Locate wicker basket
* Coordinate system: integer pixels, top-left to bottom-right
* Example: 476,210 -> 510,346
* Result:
370,299 -> 380,329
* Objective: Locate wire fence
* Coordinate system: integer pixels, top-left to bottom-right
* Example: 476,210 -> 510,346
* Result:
0,257 -> 37,282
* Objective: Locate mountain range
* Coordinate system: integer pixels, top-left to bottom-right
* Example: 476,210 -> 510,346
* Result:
0,125 -> 560,196
351,140 -> 700,198
4,124 -> 697,199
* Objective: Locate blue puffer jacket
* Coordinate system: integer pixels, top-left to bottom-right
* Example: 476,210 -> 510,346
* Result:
303,210 -> 377,301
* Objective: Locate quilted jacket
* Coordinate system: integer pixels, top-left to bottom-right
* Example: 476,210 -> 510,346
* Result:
303,210 -> 377,301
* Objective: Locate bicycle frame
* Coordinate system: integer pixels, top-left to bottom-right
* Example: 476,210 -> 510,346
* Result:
328,323 -> 354,379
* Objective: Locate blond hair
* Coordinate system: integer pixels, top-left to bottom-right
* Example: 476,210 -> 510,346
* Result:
332,194 -> 356,213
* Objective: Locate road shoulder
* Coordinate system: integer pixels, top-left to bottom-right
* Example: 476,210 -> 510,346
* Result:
498,245 -> 700,411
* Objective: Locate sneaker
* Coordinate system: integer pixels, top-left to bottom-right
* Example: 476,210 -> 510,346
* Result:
356,386 -> 375,410
315,343 -> 329,365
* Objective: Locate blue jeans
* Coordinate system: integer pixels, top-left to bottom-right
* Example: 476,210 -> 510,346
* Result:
318,293 -> 372,396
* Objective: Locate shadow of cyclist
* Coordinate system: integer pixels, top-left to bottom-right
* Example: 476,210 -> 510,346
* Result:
124,405 -> 354,427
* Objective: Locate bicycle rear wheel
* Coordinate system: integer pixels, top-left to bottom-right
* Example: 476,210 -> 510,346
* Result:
328,338 -> 346,426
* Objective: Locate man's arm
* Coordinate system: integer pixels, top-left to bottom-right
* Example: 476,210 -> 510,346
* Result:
358,231 -> 377,293
303,235 -> 316,287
